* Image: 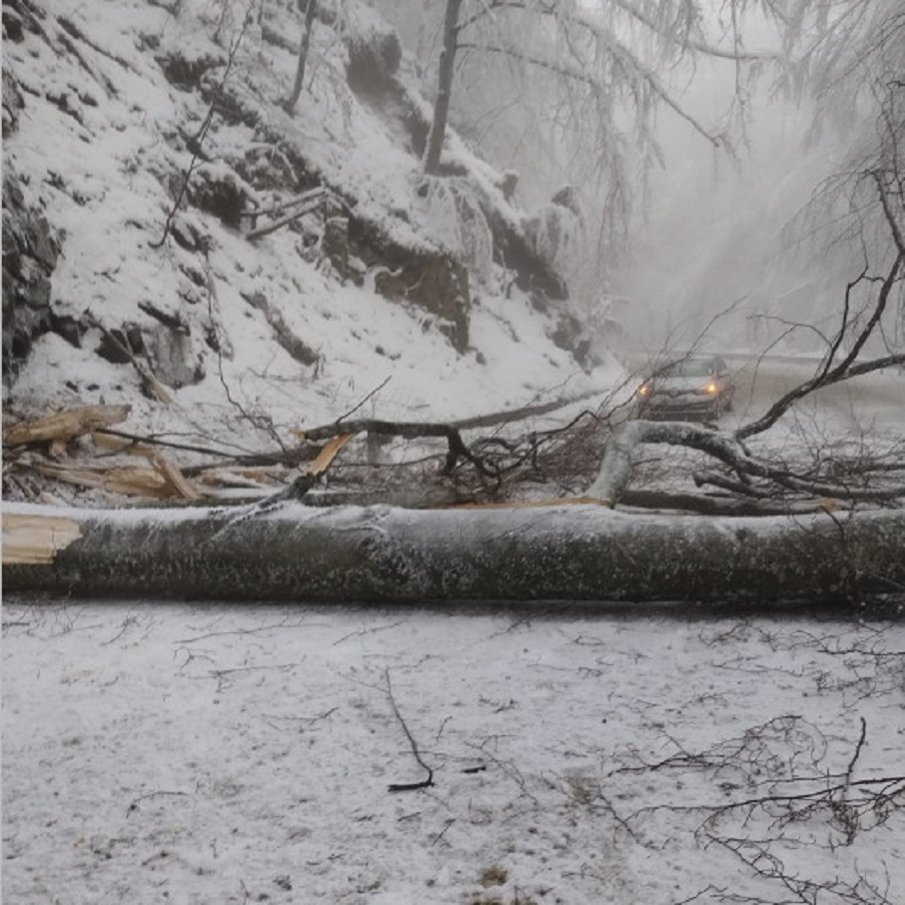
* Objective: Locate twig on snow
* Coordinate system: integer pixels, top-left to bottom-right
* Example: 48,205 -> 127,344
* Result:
385,670 -> 434,792
844,716 -> 868,788
126,789 -> 189,816
430,817 -> 456,846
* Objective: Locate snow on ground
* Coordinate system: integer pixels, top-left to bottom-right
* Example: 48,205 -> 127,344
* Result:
3,0 -> 622,454
3,601 -> 903,904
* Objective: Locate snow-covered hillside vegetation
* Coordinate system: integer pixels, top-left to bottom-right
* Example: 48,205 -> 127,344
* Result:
2,0 -> 620,479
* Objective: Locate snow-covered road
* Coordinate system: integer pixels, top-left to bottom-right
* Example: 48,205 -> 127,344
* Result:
4,601 -> 903,904
728,359 -> 903,433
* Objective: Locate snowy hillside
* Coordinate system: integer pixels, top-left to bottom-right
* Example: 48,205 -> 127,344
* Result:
2,0 -> 621,486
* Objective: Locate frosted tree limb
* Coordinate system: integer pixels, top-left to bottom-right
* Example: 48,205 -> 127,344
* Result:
586,421 -> 752,505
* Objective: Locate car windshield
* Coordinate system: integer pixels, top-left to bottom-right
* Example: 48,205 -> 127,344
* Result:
659,358 -> 715,378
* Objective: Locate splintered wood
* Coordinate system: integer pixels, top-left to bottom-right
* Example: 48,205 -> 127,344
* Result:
3,404 -> 132,448
4,404 -> 205,501
301,433 -> 356,477
146,451 -> 201,501
2,513 -> 82,565
25,455 -> 200,501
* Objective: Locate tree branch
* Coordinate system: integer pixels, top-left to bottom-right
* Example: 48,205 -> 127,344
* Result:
737,252 -> 904,440
456,39 -> 723,147
385,670 -> 434,792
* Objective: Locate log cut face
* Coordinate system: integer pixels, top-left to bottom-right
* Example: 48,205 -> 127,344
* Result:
3,503 -> 904,605
2,513 -> 82,565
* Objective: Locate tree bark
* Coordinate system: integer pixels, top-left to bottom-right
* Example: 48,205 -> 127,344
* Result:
422,0 -> 463,175
284,0 -> 317,116
4,503 -> 903,606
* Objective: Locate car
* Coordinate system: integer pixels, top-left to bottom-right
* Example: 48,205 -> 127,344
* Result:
636,354 -> 735,421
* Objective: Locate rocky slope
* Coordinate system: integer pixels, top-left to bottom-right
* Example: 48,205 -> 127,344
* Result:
2,0 -> 618,477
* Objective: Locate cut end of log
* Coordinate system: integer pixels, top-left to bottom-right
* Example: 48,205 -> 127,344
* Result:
2,513 -> 82,565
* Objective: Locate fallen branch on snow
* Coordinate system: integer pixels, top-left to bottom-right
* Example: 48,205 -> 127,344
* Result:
385,670 -> 434,792
587,419 -> 905,507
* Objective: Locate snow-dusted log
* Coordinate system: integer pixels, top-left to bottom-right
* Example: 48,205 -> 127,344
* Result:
3,502 -> 903,605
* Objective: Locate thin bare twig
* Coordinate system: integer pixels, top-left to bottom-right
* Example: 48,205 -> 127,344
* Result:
385,670 -> 434,792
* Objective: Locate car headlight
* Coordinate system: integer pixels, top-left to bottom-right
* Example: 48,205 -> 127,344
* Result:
638,383 -> 651,397
705,381 -> 718,395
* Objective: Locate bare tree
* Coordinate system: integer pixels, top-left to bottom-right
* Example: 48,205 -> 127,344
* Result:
283,0 -> 318,115
418,1 -> 784,177
422,0 -> 463,175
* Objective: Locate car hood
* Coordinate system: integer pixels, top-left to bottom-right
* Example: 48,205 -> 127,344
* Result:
653,375 -> 710,393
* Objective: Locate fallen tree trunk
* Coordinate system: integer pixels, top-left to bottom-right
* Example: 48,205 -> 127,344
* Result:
3,502 -> 903,605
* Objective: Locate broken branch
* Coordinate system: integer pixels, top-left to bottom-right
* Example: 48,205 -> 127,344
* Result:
4,404 -> 131,448
385,670 -> 434,792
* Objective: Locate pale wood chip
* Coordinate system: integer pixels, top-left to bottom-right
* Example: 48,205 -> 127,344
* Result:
148,451 -> 201,501
28,461 -> 171,498
48,438 -> 68,459
90,432 -> 153,456
4,405 -> 132,448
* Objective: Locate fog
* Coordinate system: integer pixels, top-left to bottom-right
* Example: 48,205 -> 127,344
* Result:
382,0 -> 884,360
611,66 -> 863,356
